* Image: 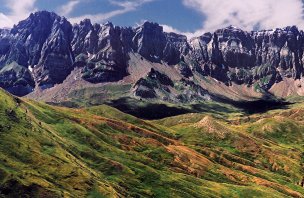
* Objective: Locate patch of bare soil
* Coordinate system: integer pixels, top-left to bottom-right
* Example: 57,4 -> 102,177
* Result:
194,116 -> 230,139
269,77 -> 304,98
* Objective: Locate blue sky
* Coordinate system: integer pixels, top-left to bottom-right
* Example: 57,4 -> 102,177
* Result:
0,0 -> 304,38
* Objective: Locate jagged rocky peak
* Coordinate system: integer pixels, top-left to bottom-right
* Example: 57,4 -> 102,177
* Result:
8,10 -> 73,69
133,21 -> 167,62
136,21 -> 164,32
80,18 -> 93,27
211,25 -> 255,68
214,25 -> 254,47
73,20 -> 129,83
163,32 -> 189,65
11,11 -> 60,33
71,19 -> 96,54
250,25 -> 304,79
0,11 -> 74,95
252,25 -> 303,53
166,32 -> 187,42
133,21 -> 189,65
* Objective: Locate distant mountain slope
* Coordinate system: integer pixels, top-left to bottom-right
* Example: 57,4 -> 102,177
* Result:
1,11 -> 304,104
0,88 -> 303,197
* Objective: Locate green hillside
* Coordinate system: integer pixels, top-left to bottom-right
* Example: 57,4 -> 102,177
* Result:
0,88 -> 303,197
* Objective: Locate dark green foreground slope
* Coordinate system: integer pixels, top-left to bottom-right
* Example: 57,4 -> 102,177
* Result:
0,89 -> 303,197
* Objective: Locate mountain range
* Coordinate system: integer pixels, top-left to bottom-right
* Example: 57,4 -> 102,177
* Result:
1,11 -> 304,107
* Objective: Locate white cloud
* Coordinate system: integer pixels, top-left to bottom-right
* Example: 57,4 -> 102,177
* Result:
163,0 -> 304,39
58,0 -> 81,17
0,13 -> 14,28
182,0 -> 304,33
0,0 -> 37,28
161,24 -> 204,39
69,0 -> 155,24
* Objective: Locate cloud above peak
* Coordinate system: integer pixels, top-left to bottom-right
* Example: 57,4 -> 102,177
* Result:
69,0 -> 155,24
162,0 -> 304,39
182,0 -> 304,32
0,0 -> 37,28
58,0 -> 81,17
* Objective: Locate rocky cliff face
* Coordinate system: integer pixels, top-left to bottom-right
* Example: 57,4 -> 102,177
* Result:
72,20 -> 131,83
187,26 -> 304,88
0,11 -> 304,101
0,11 -> 74,91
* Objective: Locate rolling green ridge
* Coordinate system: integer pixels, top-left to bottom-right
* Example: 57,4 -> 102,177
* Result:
0,88 -> 303,197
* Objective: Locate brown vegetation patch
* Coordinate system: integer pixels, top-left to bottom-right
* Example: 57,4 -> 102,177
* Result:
166,145 -> 212,177
233,135 -> 261,157
252,177 -> 303,198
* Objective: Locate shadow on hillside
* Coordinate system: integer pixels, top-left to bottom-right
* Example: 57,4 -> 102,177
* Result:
105,98 -> 192,120
215,93 -> 292,114
48,95 -> 292,120
229,100 -> 290,114
106,96 -> 292,119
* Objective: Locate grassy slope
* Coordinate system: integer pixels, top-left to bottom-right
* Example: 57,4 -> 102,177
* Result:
0,88 -> 303,197
154,105 -> 304,197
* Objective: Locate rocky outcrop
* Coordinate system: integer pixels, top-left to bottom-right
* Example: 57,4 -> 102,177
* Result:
133,68 -> 210,102
176,79 -> 211,102
0,62 -> 34,96
133,68 -> 173,99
